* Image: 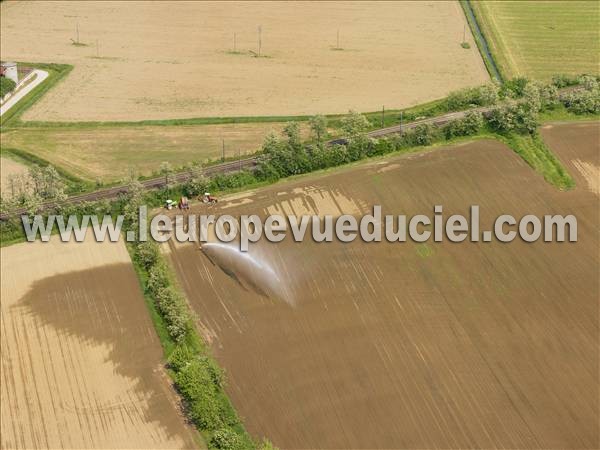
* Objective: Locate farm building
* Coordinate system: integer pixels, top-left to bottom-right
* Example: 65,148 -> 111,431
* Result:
0,61 -> 18,83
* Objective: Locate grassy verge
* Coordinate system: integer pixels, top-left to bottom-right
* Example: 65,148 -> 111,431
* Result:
459,0 -> 504,82
540,104 -> 600,122
0,62 -> 73,128
496,131 -> 575,190
126,238 -> 259,450
11,97 -> 449,131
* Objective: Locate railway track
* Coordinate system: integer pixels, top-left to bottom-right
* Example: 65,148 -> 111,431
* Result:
1,85 -> 582,220
1,158 -> 258,220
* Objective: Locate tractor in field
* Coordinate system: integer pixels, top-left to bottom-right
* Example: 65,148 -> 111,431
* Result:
178,196 -> 190,210
201,192 -> 218,205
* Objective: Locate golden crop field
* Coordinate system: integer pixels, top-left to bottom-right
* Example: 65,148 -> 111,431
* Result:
167,123 -> 599,448
0,237 -> 199,449
472,1 -> 600,80
0,1 -> 488,121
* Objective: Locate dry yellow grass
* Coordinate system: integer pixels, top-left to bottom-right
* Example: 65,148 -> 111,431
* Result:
0,1 -> 488,121
0,236 -> 199,449
1,122 -> 304,182
0,156 -> 29,196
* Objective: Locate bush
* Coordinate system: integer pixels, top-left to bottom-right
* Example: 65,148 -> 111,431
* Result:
444,111 -> 483,139
175,359 -> 224,430
135,241 -> 160,269
211,429 -> 244,450
146,262 -> 170,296
154,286 -> 190,342
487,101 -> 538,134
182,176 -> 208,197
413,124 -> 435,146
562,88 -> 600,114
0,77 -> 16,97
501,77 -> 529,98
446,84 -> 499,110
168,344 -> 195,372
552,74 -> 578,88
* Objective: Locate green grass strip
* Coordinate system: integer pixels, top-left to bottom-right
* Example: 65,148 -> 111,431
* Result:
0,62 -> 73,128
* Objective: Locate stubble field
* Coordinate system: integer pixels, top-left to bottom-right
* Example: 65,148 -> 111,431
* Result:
0,1 -> 488,122
0,237 -> 199,449
167,122 -> 599,448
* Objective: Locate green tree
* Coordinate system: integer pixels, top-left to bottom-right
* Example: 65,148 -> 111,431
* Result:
340,110 -> 369,137
308,115 -> 328,144
0,77 -> 16,97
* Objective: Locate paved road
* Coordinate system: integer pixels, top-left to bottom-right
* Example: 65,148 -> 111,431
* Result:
0,70 -> 49,117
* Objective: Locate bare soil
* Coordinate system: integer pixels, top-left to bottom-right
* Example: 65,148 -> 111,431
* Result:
168,123 -> 599,448
0,1 -> 488,121
0,237 -> 199,449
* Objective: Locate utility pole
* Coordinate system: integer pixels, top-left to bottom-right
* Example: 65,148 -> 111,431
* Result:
400,111 -> 403,134
238,148 -> 242,171
337,29 -> 340,49
96,39 -> 99,57
258,26 -> 262,57
233,33 -> 237,53
76,22 -> 80,44
463,23 -> 466,43
381,105 -> 385,128
222,138 -> 225,162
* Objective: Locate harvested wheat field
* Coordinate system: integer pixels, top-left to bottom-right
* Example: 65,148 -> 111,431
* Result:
167,124 -> 599,448
0,1 -> 488,122
0,157 -> 28,196
0,236 -> 199,449
1,122 -> 305,182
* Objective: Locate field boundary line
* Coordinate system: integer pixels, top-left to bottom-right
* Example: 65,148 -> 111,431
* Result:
460,0 -> 504,83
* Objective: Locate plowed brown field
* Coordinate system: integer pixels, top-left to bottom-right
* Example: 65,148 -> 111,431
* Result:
167,123 -> 599,448
0,1 -> 488,121
0,237 -> 199,449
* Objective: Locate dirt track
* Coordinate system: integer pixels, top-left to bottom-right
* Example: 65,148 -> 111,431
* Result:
0,237 -> 199,449
168,122 -> 599,448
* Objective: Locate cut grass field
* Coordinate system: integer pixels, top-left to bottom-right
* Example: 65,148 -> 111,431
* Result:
472,1 -> 600,80
1,122 -> 307,182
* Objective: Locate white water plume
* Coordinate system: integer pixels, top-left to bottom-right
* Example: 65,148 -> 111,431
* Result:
201,242 -> 294,306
